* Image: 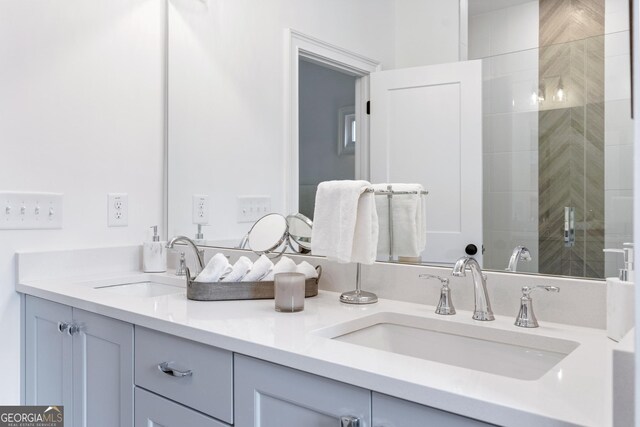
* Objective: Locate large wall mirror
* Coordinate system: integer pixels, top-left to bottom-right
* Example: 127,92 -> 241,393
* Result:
167,0 -> 633,280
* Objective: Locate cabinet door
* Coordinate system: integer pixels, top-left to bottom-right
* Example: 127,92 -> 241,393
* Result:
372,393 -> 495,427
25,296 -> 73,412
72,308 -> 133,427
235,355 -> 371,427
135,387 -> 229,427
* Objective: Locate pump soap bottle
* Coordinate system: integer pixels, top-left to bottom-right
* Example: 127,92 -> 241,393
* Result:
143,225 -> 167,273
603,243 -> 635,342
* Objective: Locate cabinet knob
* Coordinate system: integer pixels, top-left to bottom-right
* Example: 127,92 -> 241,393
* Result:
340,416 -> 360,427
158,361 -> 193,378
57,322 -> 70,334
67,323 -> 81,336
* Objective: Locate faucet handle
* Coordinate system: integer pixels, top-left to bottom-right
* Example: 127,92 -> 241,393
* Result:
419,274 -> 449,284
521,285 -> 560,296
419,274 -> 455,315
515,285 -> 560,328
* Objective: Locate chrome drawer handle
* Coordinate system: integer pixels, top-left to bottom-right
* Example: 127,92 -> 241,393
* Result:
158,361 -> 193,378
340,416 -> 360,427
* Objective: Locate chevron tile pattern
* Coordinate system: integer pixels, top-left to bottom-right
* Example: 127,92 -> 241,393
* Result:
540,0 -> 605,47
538,0 -> 604,278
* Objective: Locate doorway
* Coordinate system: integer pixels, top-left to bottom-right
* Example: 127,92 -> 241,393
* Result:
285,29 -> 381,215
298,59 -> 357,219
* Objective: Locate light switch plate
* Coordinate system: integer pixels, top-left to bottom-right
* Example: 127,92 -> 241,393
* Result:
0,192 -> 63,230
108,193 -> 128,227
237,196 -> 271,223
192,194 -> 210,224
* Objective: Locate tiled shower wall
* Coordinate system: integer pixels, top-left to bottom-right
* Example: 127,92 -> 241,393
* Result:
538,0 -> 606,278
469,0 -> 632,277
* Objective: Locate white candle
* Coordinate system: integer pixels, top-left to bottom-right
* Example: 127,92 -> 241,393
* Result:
274,272 -> 305,312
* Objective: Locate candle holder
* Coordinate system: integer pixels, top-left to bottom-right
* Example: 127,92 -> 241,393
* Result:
274,272 -> 306,312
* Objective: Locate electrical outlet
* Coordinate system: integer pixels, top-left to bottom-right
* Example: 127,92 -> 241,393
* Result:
0,192 -> 63,229
237,196 -> 271,223
108,193 -> 128,227
192,194 -> 210,224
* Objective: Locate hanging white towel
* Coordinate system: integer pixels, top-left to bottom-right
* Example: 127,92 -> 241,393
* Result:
296,261 -> 318,279
373,183 -> 427,258
311,180 -> 379,264
221,256 -> 253,282
262,256 -> 297,281
195,253 -> 233,283
242,254 -> 274,282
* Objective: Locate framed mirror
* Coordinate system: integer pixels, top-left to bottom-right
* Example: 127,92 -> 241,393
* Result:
167,0 -> 633,280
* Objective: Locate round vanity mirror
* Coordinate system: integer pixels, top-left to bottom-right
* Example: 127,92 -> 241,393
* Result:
247,213 -> 289,254
286,213 -> 313,252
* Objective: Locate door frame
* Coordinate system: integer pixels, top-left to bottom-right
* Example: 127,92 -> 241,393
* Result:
284,29 -> 381,214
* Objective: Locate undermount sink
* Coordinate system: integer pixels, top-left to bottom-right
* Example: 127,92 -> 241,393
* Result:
314,312 -> 579,381
94,281 -> 184,298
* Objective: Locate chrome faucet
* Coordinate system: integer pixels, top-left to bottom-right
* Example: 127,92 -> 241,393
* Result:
452,256 -> 494,321
514,285 -> 560,328
506,246 -> 531,272
419,274 -> 455,315
166,236 -> 205,275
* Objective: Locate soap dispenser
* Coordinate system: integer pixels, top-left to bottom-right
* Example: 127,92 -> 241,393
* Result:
143,225 -> 167,273
603,243 -> 635,342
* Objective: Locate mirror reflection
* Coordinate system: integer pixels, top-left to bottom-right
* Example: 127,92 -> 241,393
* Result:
168,0 -> 633,280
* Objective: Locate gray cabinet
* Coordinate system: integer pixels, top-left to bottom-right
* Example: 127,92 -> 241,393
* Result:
72,308 -> 133,427
234,354 -> 371,427
134,387 -> 229,427
134,327 -> 233,424
25,296 -> 73,411
25,296 -> 134,427
372,393 -> 495,427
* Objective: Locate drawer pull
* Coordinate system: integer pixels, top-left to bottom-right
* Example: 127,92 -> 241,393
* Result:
158,361 -> 193,378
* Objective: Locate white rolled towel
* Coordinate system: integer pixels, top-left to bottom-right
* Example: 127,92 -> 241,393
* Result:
296,261 -> 318,279
242,254 -> 274,282
195,253 -> 232,283
221,256 -> 253,282
262,257 -> 297,281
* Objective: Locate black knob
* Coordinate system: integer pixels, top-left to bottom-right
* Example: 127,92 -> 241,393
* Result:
465,244 -> 478,255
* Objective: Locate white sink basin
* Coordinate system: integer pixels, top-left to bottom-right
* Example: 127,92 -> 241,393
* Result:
94,281 -> 184,298
314,312 -> 579,380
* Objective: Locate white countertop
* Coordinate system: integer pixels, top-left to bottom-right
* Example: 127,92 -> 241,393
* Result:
17,271 -> 614,427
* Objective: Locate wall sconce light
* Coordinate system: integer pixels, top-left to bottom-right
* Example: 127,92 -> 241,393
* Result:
537,82 -> 546,104
554,78 -> 566,102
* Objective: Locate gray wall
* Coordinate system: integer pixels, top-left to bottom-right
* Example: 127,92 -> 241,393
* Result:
298,59 -> 356,218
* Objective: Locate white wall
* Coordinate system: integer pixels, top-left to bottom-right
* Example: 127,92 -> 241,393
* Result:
604,0 -> 633,278
0,0 -> 165,403
167,0 -> 397,242
469,1 -> 539,273
298,60 -> 357,219
632,0 -> 640,420
395,0 -> 461,68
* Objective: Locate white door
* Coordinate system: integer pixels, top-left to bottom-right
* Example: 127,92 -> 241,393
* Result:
370,60 -> 483,265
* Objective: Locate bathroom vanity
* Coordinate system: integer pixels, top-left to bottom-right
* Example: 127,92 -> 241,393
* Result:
17,246 -> 618,427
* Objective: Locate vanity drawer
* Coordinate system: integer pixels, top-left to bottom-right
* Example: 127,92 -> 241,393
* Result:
134,327 -> 233,424
135,387 -> 230,427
